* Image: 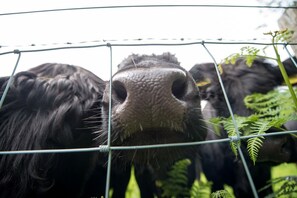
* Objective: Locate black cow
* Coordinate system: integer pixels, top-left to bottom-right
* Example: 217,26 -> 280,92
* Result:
189,57 -> 297,197
101,53 -> 207,197
0,52 -> 207,197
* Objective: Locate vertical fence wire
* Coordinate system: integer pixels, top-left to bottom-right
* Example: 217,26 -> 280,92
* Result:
105,43 -> 113,198
201,42 -> 259,198
0,51 -> 21,109
284,44 -> 297,67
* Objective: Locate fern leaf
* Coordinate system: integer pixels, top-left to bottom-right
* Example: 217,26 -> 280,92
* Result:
244,88 -> 297,122
190,180 -> 212,198
211,190 -> 234,198
161,159 -> 192,198
250,120 -> 273,134
219,115 -> 258,156
247,136 -> 264,164
260,176 -> 297,198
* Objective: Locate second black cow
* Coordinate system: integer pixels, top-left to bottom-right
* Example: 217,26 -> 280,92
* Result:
189,57 -> 297,197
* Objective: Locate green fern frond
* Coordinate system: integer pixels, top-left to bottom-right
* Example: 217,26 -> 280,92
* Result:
273,176 -> 297,198
245,93 -> 281,113
240,46 -> 261,67
220,118 -> 240,156
259,176 -> 297,198
274,29 -> 294,43
244,88 -> 297,127
211,190 -> 234,198
245,88 -> 297,119
246,119 -> 286,163
209,87 -> 297,161
211,115 -> 261,157
190,179 -> 212,198
209,117 -> 224,136
218,115 -> 261,156
247,136 -> 265,164
220,115 -> 252,134
243,89 -> 297,162
222,46 -> 261,67
217,111 -> 294,162
223,53 -> 240,65
250,120 -> 274,134
161,159 -> 192,198
228,141 -> 238,157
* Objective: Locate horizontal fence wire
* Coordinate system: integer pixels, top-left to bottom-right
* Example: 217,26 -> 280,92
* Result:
1,40 -> 297,53
0,129 -> 296,155
0,4 -> 296,17
1,4 -> 297,198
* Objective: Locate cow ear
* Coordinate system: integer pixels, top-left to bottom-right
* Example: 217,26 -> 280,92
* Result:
196,78 -> 211,87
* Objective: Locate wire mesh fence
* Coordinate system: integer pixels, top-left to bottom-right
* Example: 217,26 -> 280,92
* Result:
1,3 -> 297,198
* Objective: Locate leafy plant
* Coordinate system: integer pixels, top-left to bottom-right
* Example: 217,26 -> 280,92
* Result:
223,29 -> 297,108
211,190 -> 234,198
160,159 -> 213,198
160,159 -> 192,198
190,179 -> 212,198
211,87 -> 297,163
213,115 -> 252,157
223,46 -> 263,67
259,176 -> 297,198
214,29 -> 297,163
244,88 -> 297,122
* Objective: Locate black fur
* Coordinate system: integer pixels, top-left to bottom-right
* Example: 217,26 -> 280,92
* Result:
189,57 -> 297,197
0,63 -> 105,197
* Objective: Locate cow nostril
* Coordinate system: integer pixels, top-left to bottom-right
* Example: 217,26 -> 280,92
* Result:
113,81 -> 127,102
172,78 -> 187,100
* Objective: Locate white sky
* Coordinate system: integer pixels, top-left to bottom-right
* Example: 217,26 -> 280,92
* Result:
0,0 -> 293,80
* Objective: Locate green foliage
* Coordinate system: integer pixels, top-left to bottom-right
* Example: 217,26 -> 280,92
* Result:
122,162 -> 297,198
264,29 -> 294,43
214,88 -> 297,163
270,163 -> 297,198
211,190 -> 234,198
244,88 -> 297,122
259,176 -> 297,198
219,116 -> 244,157
246,136 -> 265,164
209,117 -> 224,137
190,179 -> 212,198
223,46 -> 263,67
161,159 -> 192,198
223,29 -> 294,68
215,115 -> 259,158
125,166 -> 140,198
222,29 -> 297,109
161,159 -> 213,198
